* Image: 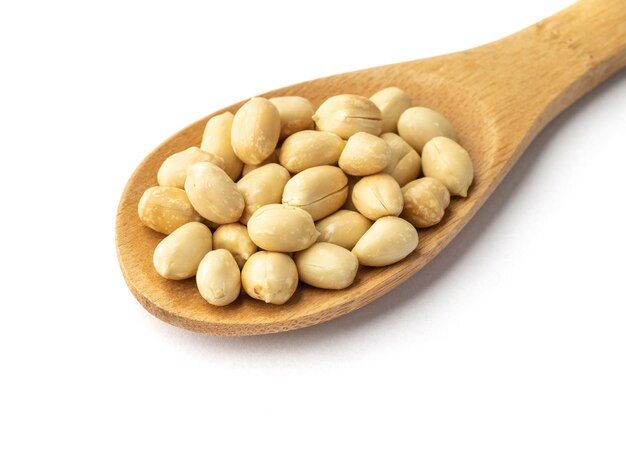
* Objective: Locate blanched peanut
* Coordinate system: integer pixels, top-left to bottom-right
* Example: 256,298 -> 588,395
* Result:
370,87 -> 412,133
212,223 -> 257,269
315,210 -> 372,250
295,243 -> 359,289
313,94 -> 382,138
231,97 -> 281,164
139,86 -> 472,306
278,130 -> 345,173
153,222 -> 213,280
200,112 -> 243,181
237,163 -> 290,224
338,132 -> 390,176
241,151 -> 279,177
185,162 -> 244,224
351,174 -> 404,220
157,146 -> 224,189
401,177 -> 450,227
421,136 -> 474,197
138,186 -> 201,234
397,107 -> 456,153
352,216 -> 418,267
242,251 -> 298,305
282,165 -> 348,221
269,96 -> 314,139
381,133 -> 421,186
247,204 -> 319,252
196,249 -> 241,306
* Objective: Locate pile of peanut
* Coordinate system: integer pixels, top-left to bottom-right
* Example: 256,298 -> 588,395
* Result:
138,87 -> 474,306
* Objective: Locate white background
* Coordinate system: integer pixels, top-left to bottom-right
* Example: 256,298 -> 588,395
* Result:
1,0 -> 625,448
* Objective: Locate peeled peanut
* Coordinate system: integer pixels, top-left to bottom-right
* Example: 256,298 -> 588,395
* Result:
352,216 -> 418,267
401,177 -> 450,227
196,249 -> 241,306
397,107 -> 456,153
351,174 -> 404,220
282,165 -> 348,220
247,204 -> 319,252
212,223 -> 257,269
313,94 -> 382,138
242,251 -> 298,305
231,97 -> 281,164
157,146 -> 224,189
153,222 -> 213,280
278,130 -> 345,173
185,162 -> 244,224
315,210 -> 372,250
381,133 -> 421,186
269,96 -> 314,139
237,163 -> 290,224
338,132 -> 391,176
200,112 -> 243,181
138,186 -> 201,234
241,151 -> 279,177
421,136 -> 474,197
295,243 -> 359,289
138,87 -> 474,306
370,87 -> 412,133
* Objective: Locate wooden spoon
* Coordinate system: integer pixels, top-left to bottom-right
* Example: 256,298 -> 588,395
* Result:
116,0 -> 626,336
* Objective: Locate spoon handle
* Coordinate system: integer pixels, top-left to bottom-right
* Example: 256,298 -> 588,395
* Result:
447,0 -> 626,154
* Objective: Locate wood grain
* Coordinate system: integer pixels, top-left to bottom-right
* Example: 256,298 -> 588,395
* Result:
116,0 -> 626,335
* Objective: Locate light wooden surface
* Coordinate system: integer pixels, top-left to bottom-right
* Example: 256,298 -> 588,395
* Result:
116,0 -> 626,336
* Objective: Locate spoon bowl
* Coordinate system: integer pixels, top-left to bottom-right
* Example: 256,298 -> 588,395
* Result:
116,0 -> 626,335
